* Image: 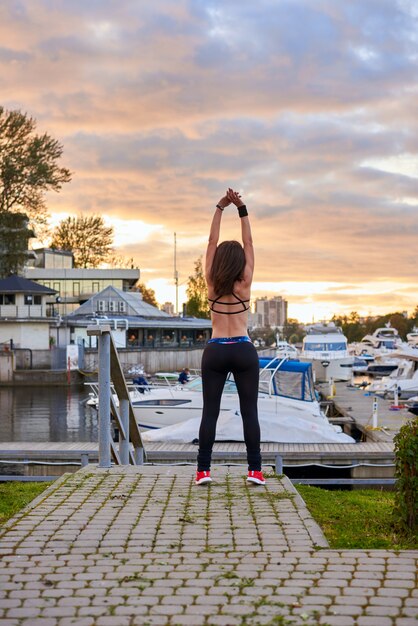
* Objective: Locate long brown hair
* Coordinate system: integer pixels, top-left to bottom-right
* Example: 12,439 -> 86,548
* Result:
209,240 -> 246,296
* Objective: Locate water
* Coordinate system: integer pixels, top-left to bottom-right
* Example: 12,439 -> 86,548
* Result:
0,386 -> 98,443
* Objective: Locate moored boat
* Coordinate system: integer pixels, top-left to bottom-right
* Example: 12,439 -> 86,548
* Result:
299,323 -> 354,382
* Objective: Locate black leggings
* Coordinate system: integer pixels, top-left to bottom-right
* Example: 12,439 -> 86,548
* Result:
197,341 -> 261,471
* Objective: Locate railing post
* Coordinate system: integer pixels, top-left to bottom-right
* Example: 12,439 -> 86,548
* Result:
275,455 -> 283,475
98,331 -> 112,468
119,398 -> 130,464
134,447 -> 144,465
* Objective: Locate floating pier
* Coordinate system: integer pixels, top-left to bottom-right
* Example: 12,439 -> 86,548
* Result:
0,439 -> 394,483
316,380 -> 413,443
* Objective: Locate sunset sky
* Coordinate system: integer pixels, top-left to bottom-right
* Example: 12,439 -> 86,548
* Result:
1,0 -> 417,321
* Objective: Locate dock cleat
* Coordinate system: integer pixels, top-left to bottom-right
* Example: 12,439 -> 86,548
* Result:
196,470 -> 212,485
247,470 -> 266,485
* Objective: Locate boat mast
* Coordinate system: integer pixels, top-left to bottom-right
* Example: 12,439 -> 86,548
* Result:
174,232 -> 179,315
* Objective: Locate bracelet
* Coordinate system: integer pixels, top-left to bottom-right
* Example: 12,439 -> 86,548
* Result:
237,204 -> 248,218
216,204 -> 224,211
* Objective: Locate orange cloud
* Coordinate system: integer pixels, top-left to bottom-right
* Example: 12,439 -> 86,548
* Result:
2,0 -> 417,319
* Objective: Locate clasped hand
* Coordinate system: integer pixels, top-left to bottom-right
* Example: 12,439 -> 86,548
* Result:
217,187 -> 244,210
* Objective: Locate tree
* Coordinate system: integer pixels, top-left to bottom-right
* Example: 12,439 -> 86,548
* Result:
107,254 -> 136,269
283,318 -> 304,343
249,326 -> 276,346
332,312 -> 365,343
135,282 -> 158,307
0,212 -> 35,277
50,215 -> 113,268
0,106 -> 71,227
186,256 -> 210,319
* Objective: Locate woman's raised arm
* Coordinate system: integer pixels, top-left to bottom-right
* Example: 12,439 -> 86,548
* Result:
205,194 -> 230,283
226,188 -> 254,285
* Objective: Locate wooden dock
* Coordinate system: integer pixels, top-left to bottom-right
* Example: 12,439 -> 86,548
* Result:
0,439 -> 394,468
3,383 -> 406,479
317,381 -> 413,443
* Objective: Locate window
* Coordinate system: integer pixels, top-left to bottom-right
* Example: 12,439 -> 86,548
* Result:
380,340 -> 395,349
304,342 -> 347,352
4,294 -> 15,305
97,300 -> 106,312
0,295 -> 3,305
44,282 -> 51,288
108,301 -> 117,312
92,282 -> 100,292
327,342 -> 347,351
24,295 -> 33,305
73,282 -> 80,297
34,295 -> 41,305
53,282 -> 60,294
119,301 -> 126,313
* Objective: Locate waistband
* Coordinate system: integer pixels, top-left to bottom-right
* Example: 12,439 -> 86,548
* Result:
207,336 -> 252,345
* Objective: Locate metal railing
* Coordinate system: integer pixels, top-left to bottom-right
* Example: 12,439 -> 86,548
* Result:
87,325 -> 146,467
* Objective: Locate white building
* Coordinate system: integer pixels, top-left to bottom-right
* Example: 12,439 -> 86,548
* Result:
24,248 -> 140,316
254,296 -> 288,328
0,275 -> 56,350
161,302 -> 175,315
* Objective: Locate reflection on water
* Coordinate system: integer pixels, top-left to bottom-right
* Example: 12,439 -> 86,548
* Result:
0,386 -> 98,443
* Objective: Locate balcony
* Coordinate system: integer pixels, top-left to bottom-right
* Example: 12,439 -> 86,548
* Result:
0,305 -> 47,319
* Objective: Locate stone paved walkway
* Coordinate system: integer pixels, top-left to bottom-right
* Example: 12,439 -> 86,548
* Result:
0,465 -> 417,626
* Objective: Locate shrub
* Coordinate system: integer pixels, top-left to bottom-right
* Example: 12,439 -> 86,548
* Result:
393,417 -> 418,533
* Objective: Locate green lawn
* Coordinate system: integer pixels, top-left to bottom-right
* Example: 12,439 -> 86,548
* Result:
0,481 -> 53,526
296,484 -> 417,550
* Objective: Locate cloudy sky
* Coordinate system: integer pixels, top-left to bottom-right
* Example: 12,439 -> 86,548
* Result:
1,0 -> 417,321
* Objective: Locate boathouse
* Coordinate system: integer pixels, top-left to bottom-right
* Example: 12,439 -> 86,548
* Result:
64,285 -> 212,349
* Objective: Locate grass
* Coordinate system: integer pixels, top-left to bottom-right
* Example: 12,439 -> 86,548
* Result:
296,485 -> 417,550
0,481 -> 53,525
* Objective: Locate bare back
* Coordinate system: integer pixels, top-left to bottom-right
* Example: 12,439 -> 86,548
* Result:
207,281 -> 251,338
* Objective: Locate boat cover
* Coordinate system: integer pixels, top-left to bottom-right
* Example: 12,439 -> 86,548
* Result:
142,408 -> 355,444
258,358 -> 316,402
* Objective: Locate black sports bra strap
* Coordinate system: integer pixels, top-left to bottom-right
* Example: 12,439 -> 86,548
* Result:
208,291 -> 250,315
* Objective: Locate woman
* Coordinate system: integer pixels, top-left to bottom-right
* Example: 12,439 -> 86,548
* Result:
196,188 -> 264,486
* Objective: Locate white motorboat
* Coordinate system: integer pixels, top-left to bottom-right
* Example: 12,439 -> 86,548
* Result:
275,340 -> 299,359
367,348 -> 418,399
407,327 -> 418,348
140,358 -> 355,444
299,323 -> 354,382
365,355 -> 400,377
352,356 -> 369,374
355,324 -> 405,354
351,324 -> 409,376
88,358 -> 355,443
404,395 -> 418,416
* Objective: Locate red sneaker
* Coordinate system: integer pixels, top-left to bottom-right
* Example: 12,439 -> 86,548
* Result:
247,470 -> 266,485
196,470 -> 212,485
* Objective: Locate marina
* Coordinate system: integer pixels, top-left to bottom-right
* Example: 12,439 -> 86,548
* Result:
0,377 -> 398,484
0,329 -> 414,484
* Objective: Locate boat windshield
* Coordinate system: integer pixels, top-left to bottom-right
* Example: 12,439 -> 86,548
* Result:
378,340 -> 396,349
304,342 -> 347,351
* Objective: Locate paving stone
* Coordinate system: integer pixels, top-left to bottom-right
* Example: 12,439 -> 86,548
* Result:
356,618 -> 394,626
58,617 -> 96,626
0,466 -> 416,625
319,618 -> 356,625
